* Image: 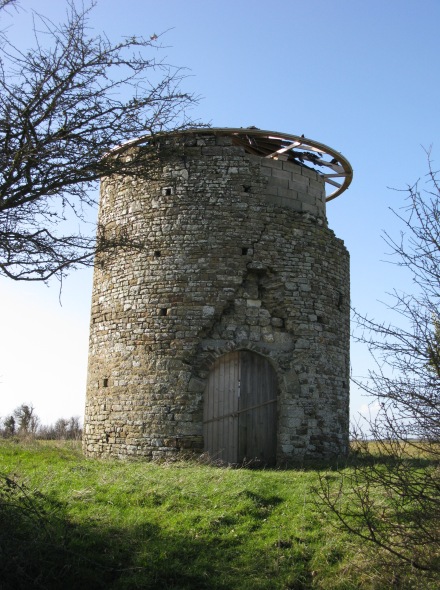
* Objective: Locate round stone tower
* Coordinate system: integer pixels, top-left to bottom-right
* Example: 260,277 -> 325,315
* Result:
83,128 -> 353,464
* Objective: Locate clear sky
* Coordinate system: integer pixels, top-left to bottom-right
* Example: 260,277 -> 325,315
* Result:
1,0 -> 439,426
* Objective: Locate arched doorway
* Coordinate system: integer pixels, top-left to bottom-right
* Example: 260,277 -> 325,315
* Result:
203,350 -> 278,465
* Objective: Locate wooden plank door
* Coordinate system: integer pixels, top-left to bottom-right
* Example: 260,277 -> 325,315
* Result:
203,351 -> 277,465
238,351 -> 277,466
203,351 -> 240,463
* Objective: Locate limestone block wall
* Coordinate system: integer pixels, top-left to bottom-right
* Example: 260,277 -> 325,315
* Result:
83,130 -> 350,462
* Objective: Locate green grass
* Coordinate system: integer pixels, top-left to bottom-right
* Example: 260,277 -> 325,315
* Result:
0,439 -> 435,590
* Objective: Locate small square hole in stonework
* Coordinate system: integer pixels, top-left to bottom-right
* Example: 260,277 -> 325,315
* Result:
154,250 -> 161,257
242,247 -> 249,255
103,378 -> 109,388
163,187 -> 172,196
243,185 -> 251,193
159,308 -> 168,316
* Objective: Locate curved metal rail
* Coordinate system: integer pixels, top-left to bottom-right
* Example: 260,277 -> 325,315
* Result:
113,127 -> 353,201
226,128 -> 353,201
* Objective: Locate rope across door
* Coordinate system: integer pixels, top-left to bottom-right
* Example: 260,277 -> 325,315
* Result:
203,397 -> 277,425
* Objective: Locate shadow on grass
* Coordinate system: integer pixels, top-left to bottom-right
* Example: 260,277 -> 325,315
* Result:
0,474 -> 310,590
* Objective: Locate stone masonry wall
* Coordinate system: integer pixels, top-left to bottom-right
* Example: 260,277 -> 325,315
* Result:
83,131 -> 350,462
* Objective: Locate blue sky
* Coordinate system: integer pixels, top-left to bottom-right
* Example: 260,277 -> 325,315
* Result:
1,0 -> 440,425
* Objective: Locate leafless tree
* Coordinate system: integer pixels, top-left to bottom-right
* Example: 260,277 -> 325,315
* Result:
46,416 -> 82,440
13,403 -> 39,435
1,414 -> 15,436
66,415 -> 82,439
0,0 -> 199,281
319,153 -> 440,581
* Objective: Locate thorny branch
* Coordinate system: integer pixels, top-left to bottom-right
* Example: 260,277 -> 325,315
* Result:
318,152 -> 440,578
0,0 -> 200,281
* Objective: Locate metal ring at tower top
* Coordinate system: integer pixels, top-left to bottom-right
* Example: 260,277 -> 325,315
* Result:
225,128 -> 352,201
114,127 -> 353,201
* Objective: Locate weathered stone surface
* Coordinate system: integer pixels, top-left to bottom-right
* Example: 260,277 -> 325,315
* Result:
83,130 -> 350,462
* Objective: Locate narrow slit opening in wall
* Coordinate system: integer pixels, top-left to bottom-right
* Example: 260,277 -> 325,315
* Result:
103,378 -> 109,388
337,293 -> 344,310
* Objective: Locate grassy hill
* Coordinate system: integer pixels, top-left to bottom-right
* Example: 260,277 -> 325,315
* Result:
0,440 -> 435,590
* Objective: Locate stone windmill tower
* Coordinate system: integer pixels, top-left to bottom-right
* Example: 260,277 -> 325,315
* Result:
83,128 -> 353,465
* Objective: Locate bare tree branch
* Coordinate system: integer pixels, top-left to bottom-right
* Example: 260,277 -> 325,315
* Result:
317,153 -> 440,579
0,0 -> 17,11
0,0 -> 200,281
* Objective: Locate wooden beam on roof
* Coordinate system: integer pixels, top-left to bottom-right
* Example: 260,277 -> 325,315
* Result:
324,178 -> 343,188
264,140 -> 303,159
